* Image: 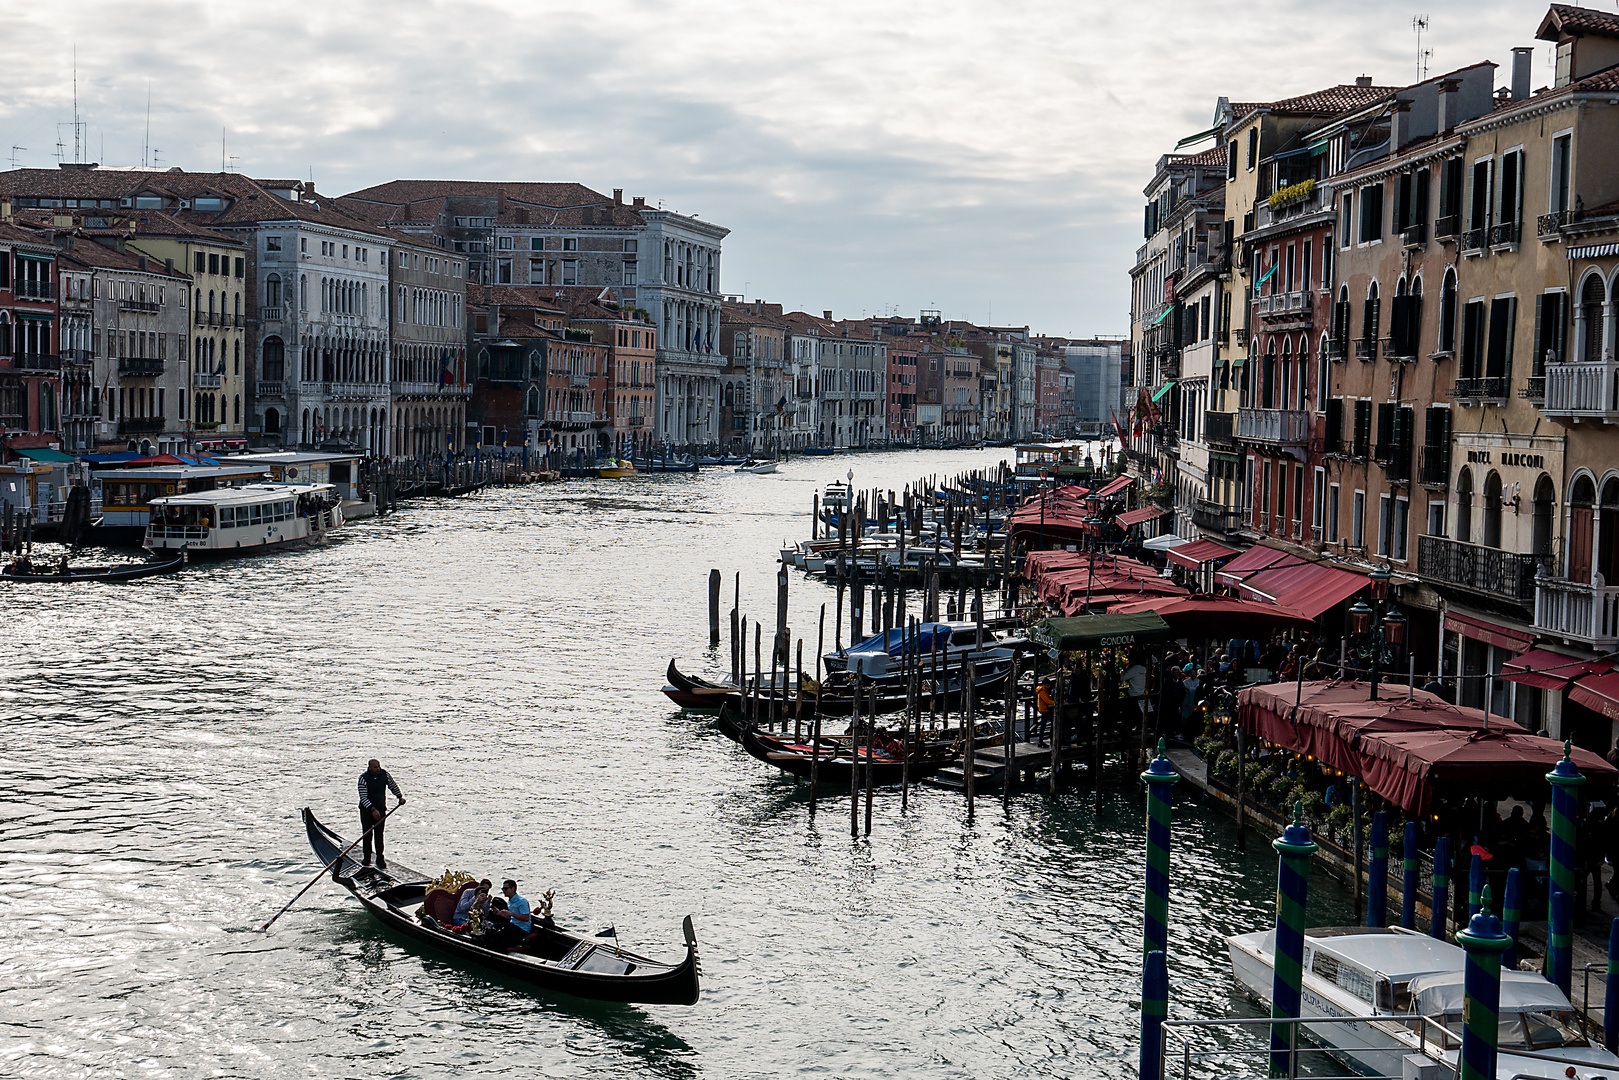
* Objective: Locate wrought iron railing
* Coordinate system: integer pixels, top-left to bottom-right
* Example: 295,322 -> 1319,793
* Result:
1521,375 -> 1546,402
1489,221 -> 1522,247
1434,213 -> 1460,239
1539,210 -> 1572,237
1418,445 -> 1450,487
118,357 -> 165,376
1203,411 -> 1234,449
1416,534 -> 1544,601
1461,227 -> 1486,252
14,280 -> 52,299
1400,223 -> 1427,247
118,416 -> 166,434
1449,376 -> 1508,401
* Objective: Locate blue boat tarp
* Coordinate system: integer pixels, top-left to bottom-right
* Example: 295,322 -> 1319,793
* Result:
844,623 -> 958,657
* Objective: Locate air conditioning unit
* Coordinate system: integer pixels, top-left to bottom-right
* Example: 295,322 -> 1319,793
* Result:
179,200 -> 190,209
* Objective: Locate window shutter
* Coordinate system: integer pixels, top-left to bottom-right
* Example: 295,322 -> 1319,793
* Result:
1376,402 -> 1395,459
1415,168 -> 1431,226
1487,297 -> 1513,378
1390,296 -> 1411,356
1325,399 -> 1343,450
1533,294 -> 1545,375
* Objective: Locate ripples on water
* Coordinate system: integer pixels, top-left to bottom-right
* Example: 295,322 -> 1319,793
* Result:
0,449 -> 1352,1078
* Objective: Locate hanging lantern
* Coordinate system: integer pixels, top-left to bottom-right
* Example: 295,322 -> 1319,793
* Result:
1382,609 -> 1407,650
1369,564 -> 1391,604
1348,599 -> 1374,636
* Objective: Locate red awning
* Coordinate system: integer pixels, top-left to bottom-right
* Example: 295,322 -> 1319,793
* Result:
1167,538 -> 1240,571
1115,506 -> 1169,528
1570,672 -> 1619,722
1443,611 -> 1535,654
1215,545 -> 1295,587
1501,649 -> 1611,692
1093,474 -> 1135,499
1241,562 -> 1368,620
1109,594 -> 1316,637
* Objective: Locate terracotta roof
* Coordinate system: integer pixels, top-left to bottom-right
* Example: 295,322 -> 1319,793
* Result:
0,221 -> 61,251
1572,61 -> 1619,90
1231,83 -> 1400,129
55,238 -> 189,278
335,195 -> 447,226
721,300 -> 790,328
1539,4 -> 1619,41
341,180 -> 613,211
493,315 -> 557,339
468,284 -> 568,314
1178,145 -> 1227,168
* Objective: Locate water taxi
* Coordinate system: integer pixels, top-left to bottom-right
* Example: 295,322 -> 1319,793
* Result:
1228,924 -> 1619,1078
597,459 -> 638,479
143,483 -> 345,557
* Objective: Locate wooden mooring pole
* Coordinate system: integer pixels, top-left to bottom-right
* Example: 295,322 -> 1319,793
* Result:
708,569 -> 722,647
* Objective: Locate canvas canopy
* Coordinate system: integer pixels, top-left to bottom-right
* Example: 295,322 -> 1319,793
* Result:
1030,611 -> 1173,652
1108,594 -> 1316,638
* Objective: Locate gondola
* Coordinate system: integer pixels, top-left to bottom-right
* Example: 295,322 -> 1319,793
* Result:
663,658 -> 1010,717
0,552 -> 186,583
301,809 -> 700,1006
736,723 -> 957,785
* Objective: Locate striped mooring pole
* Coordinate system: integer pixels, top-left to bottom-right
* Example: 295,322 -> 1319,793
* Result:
1456,884 -> 1512,1080
1550,889 -> 1573,999
1138,949 -> 1167,1080
1400,820 -> 1418,930
1141,739 -> 1179,958
1547,739 -> 1586,923
1367,810 -> 1388,928
1430,835 -> 1450,940
1468,843 -> 1483,917
1268,802 -> 1318,1077
1606,918 -> 1619,1052
1501,867 -> 1521,970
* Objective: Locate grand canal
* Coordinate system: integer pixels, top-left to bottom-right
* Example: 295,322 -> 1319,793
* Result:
0,448 -> 1354,1078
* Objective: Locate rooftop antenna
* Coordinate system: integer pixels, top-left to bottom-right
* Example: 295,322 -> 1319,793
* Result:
222,127 -> 226,171
8,146 -> 23,170
73,45 -> 80,163
1413,15 -> 1432,81
143,83 -> 150,168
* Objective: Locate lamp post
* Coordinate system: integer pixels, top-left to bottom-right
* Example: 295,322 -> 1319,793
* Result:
1347,565 -> 1406,700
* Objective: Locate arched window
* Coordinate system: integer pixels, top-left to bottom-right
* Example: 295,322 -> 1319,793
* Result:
1262,340 -> 1277,408
1582,274 -> 1607,363
1456,467 -> 1474,543
1483,471 -> 1503,548
233,395 -> 241,425
208,290 -> 216,319
1571,475 -> 1597,580
234,339 -> 241,376
1602,478 -> 1619,585
1533,474 -> 1555,564
38,383 -> 55,432
1440,269 -> 1457,353
265,273 -> 281,308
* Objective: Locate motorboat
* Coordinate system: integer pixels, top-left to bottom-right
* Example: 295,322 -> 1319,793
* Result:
1227,924 -> 1619,1078
734,460 -> 778,474
144,483 -> 345,557
823,620 -> 1024,674
596,459 -> 638,478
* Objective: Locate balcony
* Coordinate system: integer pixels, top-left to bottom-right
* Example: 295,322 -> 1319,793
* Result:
1521,375 -> 1547,403
1191,499 -> 1241,533
1400,223 -> 1427,248
257,381 -> 284,398
1416,534 -> 1544,602
1355,338 -> 1378,361
1237,407 -> 1311,446
1418,445 -> 1450,488
1234,327 -> 1249,348
0,413 -> 23,429
1539,211 -> 1572,239
1489,221 -> 1522,248
118,416 -> 166,435
1535,578 -> 1619,647
570,375 -> 591,388
567,411 -> 595,425
1543,362 -> 1619,420
60,348 -> 93,366
1449,377 -> 1509,402
1434,214 -> 1460,240
1377,443 -> 1413,482
625,416 -> 646,427
118,357 -> 164,377
1462,228 -> 1487,253
194,373 -> 223,390
14,280 -> 52,300
119,299 -> 160,313
1326,339 -> 1348,362
1203,410 -> 1235,450
13,352 -> 60,371
261,306 -> 283,322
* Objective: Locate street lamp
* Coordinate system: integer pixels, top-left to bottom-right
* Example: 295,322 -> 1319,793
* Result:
1350,565 -> 1404,700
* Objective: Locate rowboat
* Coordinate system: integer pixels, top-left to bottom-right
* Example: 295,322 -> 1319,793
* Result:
0,552 -> 186,583
302,809 -> 700,1006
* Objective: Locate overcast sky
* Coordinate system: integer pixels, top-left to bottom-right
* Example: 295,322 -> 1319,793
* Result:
3,0 -> 1565,334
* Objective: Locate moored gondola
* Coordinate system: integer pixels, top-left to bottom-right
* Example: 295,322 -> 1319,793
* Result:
736,724 -> 957,785
301,808 -> 700,1006
0,552 -> 186,583
663,657 -> 1010,717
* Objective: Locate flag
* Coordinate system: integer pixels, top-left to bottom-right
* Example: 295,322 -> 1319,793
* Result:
438,350 -> 454,388
595,925 -> 617,938
776,395 -> 787,415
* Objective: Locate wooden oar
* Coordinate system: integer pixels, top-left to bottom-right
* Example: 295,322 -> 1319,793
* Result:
256,800 -> 402,934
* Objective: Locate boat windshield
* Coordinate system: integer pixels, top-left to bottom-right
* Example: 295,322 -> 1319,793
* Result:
1438,1010 -> 1587,1049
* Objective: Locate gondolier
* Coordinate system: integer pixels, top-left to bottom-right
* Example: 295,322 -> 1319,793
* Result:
358,759 -> 405,868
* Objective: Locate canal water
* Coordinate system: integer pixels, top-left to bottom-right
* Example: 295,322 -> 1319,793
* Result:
0,448 -> 1354,1079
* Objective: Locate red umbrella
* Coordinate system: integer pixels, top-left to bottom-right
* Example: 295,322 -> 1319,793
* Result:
1108,593 -> 1316,638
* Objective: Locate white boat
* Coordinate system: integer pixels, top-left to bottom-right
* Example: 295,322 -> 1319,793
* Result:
735,460 -> 778,474
1227,924 -> 1619,1078
823,619 -> 1023,674
143,483 -> 346,557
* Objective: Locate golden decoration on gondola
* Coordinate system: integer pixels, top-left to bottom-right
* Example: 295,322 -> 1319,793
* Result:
428,869 -> 476,894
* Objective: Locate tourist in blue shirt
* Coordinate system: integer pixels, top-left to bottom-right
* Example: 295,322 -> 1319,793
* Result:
492,879 -> 533,947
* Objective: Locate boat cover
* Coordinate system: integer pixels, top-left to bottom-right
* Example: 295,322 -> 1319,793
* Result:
1407,970 -> 1574,1016
844,623 -> 960,657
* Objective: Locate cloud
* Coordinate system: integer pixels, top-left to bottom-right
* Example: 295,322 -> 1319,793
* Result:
0,0 -> 1552,333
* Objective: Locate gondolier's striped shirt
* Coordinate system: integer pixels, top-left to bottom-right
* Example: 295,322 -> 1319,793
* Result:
359,769 -> 403,808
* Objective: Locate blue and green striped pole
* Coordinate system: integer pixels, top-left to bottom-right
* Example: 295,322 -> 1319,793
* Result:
1468,843 -> 1483,916
1501,867 -> 1521,969
1456,884 -> 1512,1080
1550,888 -> 1573,998
1138,949 -> 1167,1080
1605,918 -> 1619,1052
1141,739 -> 1179,959
1548,740 -> 1587,923
1269,803 -> 1318,1077
1430,835 -> 1450,940
1367,811 -> 1388,928
1401,821 -> 1418,930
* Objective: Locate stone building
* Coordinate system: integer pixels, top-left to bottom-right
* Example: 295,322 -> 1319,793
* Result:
387,238 -> 469,457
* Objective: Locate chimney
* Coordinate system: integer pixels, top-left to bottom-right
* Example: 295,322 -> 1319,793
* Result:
137,254 -> 146,271
823,310 -> 833,321
613,188 -> 623,205
1511,46 -> 1533,101
1355,74 -> 1373,87
1438,79 -> 1461,133
164,257 -> 173,273
1389,98 -> 1412,152
632,196 -> 645,209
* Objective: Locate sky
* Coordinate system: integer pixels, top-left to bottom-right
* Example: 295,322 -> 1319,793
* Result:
0,0 -> 1569,336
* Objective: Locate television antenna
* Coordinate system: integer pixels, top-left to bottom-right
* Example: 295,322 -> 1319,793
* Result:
1413,16 -> 1432,81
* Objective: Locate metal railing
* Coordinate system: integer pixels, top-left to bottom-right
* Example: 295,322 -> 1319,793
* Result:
1400,223 -> 1427,247
14,280 -> 52,300
1418,445 -> 1450,487
1539,210 -> 1572,237
1203,411 -> 1235,449
1489,221 -> 1522,247
147,525 -> 210,541
1416,534 -> 1545,601
1237,407 -> 1311,445
1376,443 -> 1412,481
1450,376 -> 1509,401
1461,227 -> 1486,252
1434,213 -> 1459,239
119,299 -> 160,313
118,416 -> 166,434
118,357 -> 165,376
1544,362 -> 1619,416
1158,1012 -> 1460,1080
1521,375 -> 1547,403
1355,338 -> 1377,361
13,352 -> 60,371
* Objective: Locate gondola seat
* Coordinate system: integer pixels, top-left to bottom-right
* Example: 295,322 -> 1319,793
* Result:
422,882 -> 478,926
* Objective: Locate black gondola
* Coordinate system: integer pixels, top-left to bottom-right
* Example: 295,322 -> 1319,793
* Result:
302,809 -> 700,1006
0,553 -> 186,583
736,723 -> 957,785
663,657 -> 1009,716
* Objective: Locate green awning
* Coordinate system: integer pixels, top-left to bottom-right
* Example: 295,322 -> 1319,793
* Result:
15,448 -> 78,463
15,251 -> 54,263
1175,125 -> 1222,149
1030,612 -> 1173,652
1252,263 -> 1279,293
13,311 -> 52,320
1150,305 -> 1173,327
1151,381 -> 1177,403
